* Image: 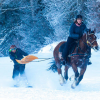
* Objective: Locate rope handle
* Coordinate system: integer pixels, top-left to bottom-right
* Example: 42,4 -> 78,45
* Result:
30,57 -> 53,62
10,57 -> 54,62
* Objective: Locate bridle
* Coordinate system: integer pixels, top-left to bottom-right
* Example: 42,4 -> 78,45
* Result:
86,32 -> 97,50
68,31 -> 98,57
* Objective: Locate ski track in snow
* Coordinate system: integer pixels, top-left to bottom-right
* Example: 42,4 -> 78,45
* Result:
0,42 -> 100,100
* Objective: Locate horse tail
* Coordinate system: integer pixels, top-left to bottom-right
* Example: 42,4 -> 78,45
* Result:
47,41 -> 66,73
47,60 -> 57,73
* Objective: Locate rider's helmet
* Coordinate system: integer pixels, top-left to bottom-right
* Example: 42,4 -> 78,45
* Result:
76,15 -> 82,20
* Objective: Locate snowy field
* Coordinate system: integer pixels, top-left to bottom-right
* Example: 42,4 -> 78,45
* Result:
0,42 -> 100,100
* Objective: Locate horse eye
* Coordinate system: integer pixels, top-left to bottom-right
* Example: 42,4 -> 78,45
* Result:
88,37 -> 92,40
94,36 -> 96,39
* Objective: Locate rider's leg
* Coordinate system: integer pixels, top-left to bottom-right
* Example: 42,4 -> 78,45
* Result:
59,43 -> 66,60
62,37 -> 77,61
64,65 -> 69,80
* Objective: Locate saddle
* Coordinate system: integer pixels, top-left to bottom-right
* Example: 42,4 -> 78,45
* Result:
59,42 -> 77,59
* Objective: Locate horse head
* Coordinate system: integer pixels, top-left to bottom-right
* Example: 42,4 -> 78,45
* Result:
86,29 -> 99,51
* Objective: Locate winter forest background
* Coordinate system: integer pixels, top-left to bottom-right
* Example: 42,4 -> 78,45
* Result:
0,0 -> 100,56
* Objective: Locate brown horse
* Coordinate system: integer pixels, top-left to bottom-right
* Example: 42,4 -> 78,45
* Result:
53,29 -> 99,89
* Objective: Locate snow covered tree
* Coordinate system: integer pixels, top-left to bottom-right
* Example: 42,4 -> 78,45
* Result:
85,0 -> 100,33
0,0 -> 99,56
43,0 -> 87,41
0,0 -> 54,56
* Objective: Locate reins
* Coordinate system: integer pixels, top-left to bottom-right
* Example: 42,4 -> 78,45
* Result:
68,33 -> 93,57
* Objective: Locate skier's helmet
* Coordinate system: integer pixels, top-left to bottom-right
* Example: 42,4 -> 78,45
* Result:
10,45 -> 16,49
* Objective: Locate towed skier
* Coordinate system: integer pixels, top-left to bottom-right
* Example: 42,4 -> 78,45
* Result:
9,45 -> 29,87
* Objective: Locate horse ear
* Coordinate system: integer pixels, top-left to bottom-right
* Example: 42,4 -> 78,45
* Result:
87,28 -> 91,34
89,28 -> 91,33
94,28 -> 96,33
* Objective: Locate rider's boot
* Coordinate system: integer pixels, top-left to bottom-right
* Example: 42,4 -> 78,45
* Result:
88,59 -> 92,65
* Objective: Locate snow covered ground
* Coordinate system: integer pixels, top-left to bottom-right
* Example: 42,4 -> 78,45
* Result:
0,42 -> 100,100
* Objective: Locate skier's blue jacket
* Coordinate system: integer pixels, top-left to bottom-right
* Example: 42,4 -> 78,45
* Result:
9,48 -> 28,65
69,22 -> 87,39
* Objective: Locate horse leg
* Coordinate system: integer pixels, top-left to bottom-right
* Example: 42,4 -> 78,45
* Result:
56,62 -> 64,85
64,65 -> 69,81
71,63 -> 79,89
76,66 -> 87,86
57,67 -> 62,74
71,65 -> 87,89
71,63 -> 79,79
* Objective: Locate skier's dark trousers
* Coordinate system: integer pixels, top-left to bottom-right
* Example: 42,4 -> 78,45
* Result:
9,45 -> 28,79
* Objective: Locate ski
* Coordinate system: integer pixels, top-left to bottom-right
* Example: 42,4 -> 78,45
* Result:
13,73 -> 33,88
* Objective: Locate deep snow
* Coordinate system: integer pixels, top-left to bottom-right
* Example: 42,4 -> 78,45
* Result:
0,41 -> 100,100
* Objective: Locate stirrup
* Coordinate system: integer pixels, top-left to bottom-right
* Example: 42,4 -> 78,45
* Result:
88,61 -> 92,65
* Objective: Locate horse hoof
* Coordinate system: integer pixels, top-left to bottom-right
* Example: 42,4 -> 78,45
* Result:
60,83 -> 64,86
71,84 -> 76,89
59,80 -> 64,86
71,79 -> 77,89
69,75 -> 75,81
64,78 -> 67,84
59,74 -> 64,85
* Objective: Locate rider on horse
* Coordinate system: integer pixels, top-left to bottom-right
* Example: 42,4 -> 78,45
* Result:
62,15 -> 91,65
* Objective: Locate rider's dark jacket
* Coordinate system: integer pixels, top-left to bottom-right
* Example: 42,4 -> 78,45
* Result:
69,22 -> 87,39
62,22 -> 87,61
9,48 -> 28,65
